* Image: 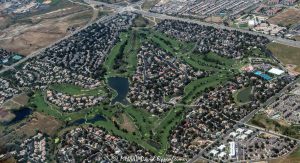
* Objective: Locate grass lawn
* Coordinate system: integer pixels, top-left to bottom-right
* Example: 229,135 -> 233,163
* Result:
28,91 -> 62,119
234,86 -> 252,104
267,42 -> 300,72
153,107 -> 185,155
290,147 -> 300,157
125,30 -> 140,76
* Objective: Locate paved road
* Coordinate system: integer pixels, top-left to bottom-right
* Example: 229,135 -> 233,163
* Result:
85,0 -> 300,49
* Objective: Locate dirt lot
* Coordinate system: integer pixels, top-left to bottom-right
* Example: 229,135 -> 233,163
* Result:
268,8 -> 300,27
2,94 -> 30,110
293,35 -> 300,41
0,2 -> 93,56
14,112 -> 63,136
120,113 -> 136,132
204,16 -> 223,24
267,42 -> 300,73
0,112 -> 63,144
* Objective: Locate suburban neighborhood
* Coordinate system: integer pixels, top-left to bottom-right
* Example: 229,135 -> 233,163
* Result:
0,0 -> 300,163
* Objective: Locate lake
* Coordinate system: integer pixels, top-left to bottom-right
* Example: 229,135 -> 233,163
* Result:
107,77 -> 130,105
4,107 -> 32,125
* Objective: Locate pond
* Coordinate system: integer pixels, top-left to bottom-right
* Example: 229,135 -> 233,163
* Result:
4,107 -> 32,126
107,77 -> 130,105
70,114 -> 106,126
70,118 -> 86,126
86,114 -> 106,123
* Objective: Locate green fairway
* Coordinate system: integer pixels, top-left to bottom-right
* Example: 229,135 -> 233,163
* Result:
182,73 -> 231,104
104,30 -> 145,78
28,91 -> 88,122
153,107 -> 185,155
28,91 -> 62,119
104,32 -> 129,76
50,84 -> 106,96
86,104 -> 184,155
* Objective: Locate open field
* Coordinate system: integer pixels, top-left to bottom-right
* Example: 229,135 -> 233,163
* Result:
12,112 -> 63,137
132,14 -> 155,27
268,8 -> 300,27
250,113 -> 300,139
0,0 -> 93,56
267,42 -> 300,73
293,35 -> 300,41
142,0 -> 160,10
204,16 -> 223,24
118,113 -> 137,133
2,94 -> 29,110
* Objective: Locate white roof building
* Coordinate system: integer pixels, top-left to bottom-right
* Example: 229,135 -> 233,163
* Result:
229,142 -> 236,157
245,129 -> 253,135
217,144 -> 226,151
238,134 -> 248,140
229,132 -> 238,138
210,149 -> 219,156
236,128 -> 244,134
268,68 -> 284,75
